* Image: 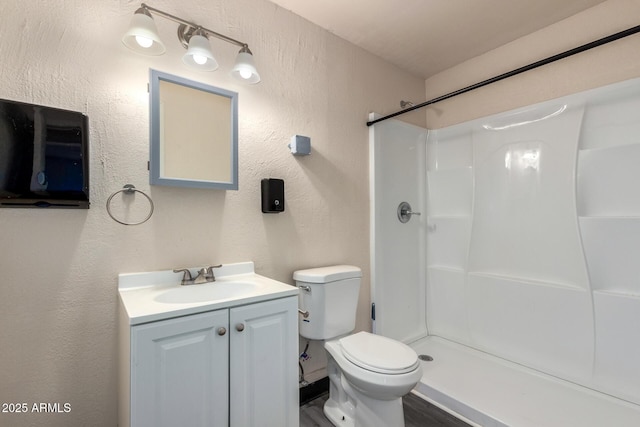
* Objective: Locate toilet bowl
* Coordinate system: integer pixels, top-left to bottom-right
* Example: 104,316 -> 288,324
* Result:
294,265 -> 423,427
327,332 -> 422,399
323,332 -> 422,427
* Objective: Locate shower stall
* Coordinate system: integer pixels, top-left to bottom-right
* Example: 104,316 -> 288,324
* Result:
369,78 -> 640,426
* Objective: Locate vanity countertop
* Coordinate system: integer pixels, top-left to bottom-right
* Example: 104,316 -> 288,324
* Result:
118,262 -> 299,325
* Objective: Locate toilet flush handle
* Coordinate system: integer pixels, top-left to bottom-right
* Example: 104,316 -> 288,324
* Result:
297,285 -> 310,318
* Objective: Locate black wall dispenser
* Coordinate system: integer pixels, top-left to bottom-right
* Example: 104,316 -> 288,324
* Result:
261,178 -> 285,213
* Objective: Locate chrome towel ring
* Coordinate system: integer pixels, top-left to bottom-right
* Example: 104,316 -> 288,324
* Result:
106,184 -> 154,226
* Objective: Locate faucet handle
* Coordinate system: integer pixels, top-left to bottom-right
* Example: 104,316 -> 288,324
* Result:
205,264 -> 223,281
193,268 -> 210,284
173,268 -> 193,286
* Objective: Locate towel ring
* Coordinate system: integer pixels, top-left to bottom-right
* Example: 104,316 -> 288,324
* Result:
106,184 -> 154,226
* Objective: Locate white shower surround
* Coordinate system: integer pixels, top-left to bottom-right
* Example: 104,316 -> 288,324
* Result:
370,77 -> 640,426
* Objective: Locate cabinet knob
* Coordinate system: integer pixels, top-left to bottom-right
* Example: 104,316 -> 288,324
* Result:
217,327 -> 227,336
235,323 -> 245,332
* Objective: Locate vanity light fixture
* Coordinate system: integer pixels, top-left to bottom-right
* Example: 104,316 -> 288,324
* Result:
231,46 -> 260,84
122,3 -> 261,83
182,28 -> 218,71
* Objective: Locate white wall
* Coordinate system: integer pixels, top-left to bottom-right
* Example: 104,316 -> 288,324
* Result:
425,0 -> 640,129
369,119 -> 427,343
0,1 -> 425,425
426,80 -> 640,404
417,0 -> 640,408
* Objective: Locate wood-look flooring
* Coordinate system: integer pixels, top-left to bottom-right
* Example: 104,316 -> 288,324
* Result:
300,392 -> 471,427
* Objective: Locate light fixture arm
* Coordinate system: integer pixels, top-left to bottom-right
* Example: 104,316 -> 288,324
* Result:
140,3 -> 247,48
124,3 -> 260,82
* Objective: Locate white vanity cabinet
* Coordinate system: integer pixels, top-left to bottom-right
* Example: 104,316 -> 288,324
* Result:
229,297 -> 299,427
118,263 -> 300,427
125,297 -> 298,427
131,309 -> 230,427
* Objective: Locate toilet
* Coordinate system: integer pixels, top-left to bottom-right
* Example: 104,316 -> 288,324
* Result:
294,265 -> 423,427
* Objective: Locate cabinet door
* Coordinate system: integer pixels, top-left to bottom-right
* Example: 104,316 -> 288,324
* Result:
229,297 -> 299,427
131,310 -> 229,427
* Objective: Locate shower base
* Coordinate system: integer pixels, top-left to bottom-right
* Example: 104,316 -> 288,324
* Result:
410,336 -> 640,427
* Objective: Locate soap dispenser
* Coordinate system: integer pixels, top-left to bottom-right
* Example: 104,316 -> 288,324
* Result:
261,178 -> 285,213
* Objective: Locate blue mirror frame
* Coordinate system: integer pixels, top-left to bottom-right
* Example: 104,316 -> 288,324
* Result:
149,69 -> 238,190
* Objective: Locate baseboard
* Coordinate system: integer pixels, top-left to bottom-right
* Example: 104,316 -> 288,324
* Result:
299,376 -> 329,406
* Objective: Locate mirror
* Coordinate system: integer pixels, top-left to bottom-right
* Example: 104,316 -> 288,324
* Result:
149,70 -> 238,189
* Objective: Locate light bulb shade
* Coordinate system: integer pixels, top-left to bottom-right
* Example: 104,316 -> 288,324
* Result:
122,9 -> 165,55
182,33 -> 218,71
231,47 -> 261,84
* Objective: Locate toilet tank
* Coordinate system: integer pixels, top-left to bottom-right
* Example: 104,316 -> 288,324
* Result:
294,265 -> 362,340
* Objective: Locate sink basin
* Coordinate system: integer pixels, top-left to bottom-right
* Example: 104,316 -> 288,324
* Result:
119,262 -> 300,324
154,281 -> 260,304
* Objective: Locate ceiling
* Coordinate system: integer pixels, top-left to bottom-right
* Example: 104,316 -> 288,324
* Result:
268,0 -> 607,79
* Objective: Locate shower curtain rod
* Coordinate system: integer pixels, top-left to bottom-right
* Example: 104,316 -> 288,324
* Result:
366,24 -> 640,127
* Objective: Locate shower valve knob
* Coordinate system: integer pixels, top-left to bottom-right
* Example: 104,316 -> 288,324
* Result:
397,201 -> 420,223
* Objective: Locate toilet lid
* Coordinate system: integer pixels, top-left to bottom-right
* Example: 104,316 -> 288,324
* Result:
339,332 -> 419,374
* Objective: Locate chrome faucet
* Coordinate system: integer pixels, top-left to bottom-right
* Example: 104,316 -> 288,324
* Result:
173,265 -> 222,286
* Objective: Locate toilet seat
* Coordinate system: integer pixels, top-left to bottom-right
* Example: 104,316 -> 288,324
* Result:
339,332 -> 419,375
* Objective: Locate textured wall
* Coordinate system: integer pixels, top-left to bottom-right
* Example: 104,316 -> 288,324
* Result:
0,0 -> 424,425
425,0 -> 640,128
